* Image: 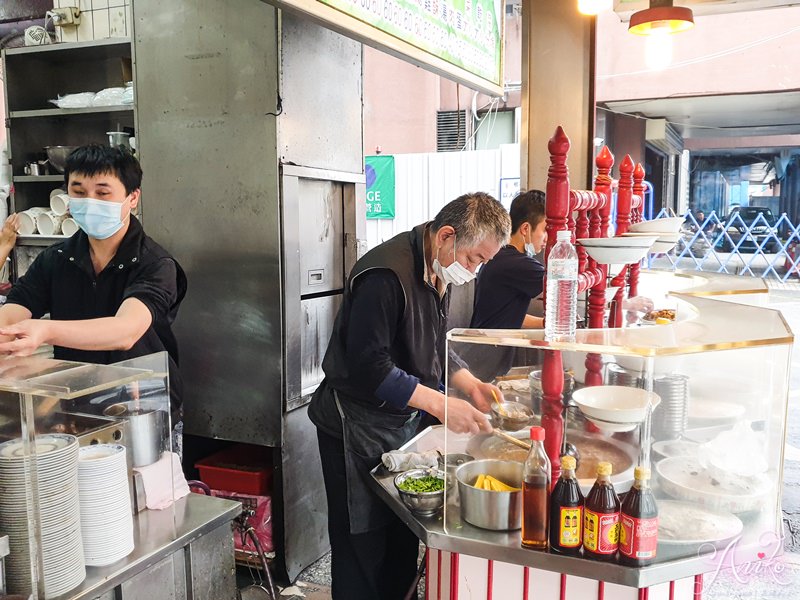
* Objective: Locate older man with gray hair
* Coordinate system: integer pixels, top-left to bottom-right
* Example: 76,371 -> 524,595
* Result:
309,191 -> 511,600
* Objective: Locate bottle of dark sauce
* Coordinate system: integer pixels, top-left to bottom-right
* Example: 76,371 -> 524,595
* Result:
549,454 -> 584,555
521,426 -> 551,550
619,466 -> 658,567
583,461 -> 620,562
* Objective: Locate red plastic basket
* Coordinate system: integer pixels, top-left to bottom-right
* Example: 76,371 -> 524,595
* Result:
195,444 -> 273,496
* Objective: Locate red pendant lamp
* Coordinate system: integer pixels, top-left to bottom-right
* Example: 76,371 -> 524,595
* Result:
629,0 -> 694,35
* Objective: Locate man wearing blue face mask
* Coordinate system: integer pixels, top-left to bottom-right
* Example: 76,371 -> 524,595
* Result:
0,145 -> 187,440
309,192 -> 510,600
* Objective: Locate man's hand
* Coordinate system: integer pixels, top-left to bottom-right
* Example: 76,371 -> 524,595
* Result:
623,296 -> 654,314
0,319 -> 51,356
407,383 -> 493,435
0,214 -> 19,252
451,368 -> 503,412
464,380 -> 504,413
440,396 -> 493,435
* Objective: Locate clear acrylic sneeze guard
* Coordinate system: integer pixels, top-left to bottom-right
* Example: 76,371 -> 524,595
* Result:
436,282 -> 792,582
0,351 -> 176,599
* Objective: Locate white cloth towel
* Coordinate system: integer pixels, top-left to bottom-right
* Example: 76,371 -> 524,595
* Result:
381,450 -> 439,472
133,451 -> 190,510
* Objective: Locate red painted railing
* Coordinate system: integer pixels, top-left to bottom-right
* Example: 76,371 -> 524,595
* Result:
540,126 -> 648,482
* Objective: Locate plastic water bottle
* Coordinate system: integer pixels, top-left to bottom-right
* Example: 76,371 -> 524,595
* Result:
545,230 -> 578,341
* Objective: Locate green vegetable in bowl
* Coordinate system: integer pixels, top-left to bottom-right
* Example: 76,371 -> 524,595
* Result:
398,475 -> 444,493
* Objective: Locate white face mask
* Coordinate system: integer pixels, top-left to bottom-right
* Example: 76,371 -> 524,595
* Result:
432,236 -> 476,286
524,227 -> 536,257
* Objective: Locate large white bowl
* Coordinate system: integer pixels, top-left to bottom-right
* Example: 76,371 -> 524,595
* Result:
627,217 -> 685,234
572,385 -> 661,424
622,232 -> 681,254
577,236 -> 658,265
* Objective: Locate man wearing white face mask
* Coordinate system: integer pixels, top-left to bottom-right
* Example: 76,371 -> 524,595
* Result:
309,192 -> 510,600
0,145 -> 186,441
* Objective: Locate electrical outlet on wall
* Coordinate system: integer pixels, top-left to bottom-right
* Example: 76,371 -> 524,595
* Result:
47,7 -> 82,27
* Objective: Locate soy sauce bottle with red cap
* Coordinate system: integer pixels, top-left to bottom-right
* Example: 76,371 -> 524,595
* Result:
521,426 -> 551,550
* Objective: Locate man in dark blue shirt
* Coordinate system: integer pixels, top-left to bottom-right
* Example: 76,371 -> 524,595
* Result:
471,189 -> 547,330
466,190 -> 547,382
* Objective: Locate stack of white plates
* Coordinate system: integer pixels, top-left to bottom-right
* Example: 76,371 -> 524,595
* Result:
0,434 -> 86,598
78,444 -> 134,566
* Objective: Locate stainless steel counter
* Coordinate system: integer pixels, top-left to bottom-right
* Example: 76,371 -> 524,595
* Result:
370,426 -> 770,589
54,494 -> 241,600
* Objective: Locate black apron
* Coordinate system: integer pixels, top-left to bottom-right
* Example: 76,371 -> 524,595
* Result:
333,390 -> 421,535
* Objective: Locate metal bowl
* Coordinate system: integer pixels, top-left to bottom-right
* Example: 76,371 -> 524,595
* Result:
455,459 -> 523,530
437,453 -> 474,489
44,146 -> 78,173
393,468 -> 445,517
491,401 -> 533,431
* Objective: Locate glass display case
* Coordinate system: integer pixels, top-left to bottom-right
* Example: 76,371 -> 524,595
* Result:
0,351 -> 175,599
370,271 -> 792,596
439,288 -> 790,586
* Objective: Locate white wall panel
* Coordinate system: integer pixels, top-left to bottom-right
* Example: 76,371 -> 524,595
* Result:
366,145 -> 520,249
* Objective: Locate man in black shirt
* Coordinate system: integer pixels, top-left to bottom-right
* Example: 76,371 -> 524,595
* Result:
471,189 -> 547,330
309,192 -> 511,600
467,190 -> 547,382
0,146 -> 186,430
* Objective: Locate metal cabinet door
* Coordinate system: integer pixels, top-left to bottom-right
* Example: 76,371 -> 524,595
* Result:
297,179 -> 345,295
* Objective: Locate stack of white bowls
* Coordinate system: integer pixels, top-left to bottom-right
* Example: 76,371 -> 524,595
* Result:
0,434 -> 86,598
623,216 -> 685,253
77,444 -> 134,566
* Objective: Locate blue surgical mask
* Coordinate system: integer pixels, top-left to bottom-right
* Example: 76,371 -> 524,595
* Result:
68,197 -> 130,239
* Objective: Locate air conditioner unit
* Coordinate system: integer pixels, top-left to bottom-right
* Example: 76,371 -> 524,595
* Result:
646,118 -> 683,155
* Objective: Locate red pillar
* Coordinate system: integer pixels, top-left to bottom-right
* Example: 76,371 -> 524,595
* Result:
629,163 -> 646,298
542,126 -> 570,483
609,155 -> 635,328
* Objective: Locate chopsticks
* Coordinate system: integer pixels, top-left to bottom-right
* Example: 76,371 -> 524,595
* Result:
492,428 -> 531,451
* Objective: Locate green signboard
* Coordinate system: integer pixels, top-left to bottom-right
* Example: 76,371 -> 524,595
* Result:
261,0 -> 504,96
366,155 -> 396,219
319,0 -> 503,87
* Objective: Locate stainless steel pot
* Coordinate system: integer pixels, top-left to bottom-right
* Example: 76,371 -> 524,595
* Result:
103,402 -> 165,467
455,459 -> 523,530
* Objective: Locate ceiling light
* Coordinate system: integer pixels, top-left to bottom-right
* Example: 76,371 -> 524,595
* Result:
629,0 -> 694,36
578,0 -> 613,16
645,30 -> 673,70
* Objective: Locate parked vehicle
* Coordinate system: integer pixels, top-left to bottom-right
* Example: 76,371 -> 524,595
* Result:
715,206 -> 780,253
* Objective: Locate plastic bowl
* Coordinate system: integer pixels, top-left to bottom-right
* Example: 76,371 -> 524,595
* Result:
393,468 -> 445,517
577,236 -> 657,265
572,385 -> 661,425
44,146 -> 78,173
491,401 -> 533,431
627,217 -> 685,234
455,459 -> 523,530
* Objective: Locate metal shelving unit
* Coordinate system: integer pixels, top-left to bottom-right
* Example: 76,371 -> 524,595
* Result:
2,37 -> 135,276
12,175 -> 64,183
9,106 -> 133,119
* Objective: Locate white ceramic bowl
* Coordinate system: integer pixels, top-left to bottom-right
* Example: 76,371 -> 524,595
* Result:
627,217 -> 685,234
585,416 -> 638,433
572,385 -> 661,425
622,232 -> 681,254
577,236 -> 657,265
